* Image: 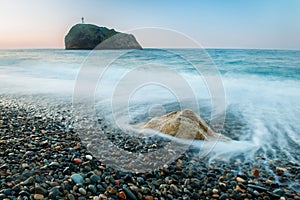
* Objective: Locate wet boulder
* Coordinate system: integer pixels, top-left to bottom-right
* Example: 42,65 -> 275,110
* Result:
144,109 -> 230,141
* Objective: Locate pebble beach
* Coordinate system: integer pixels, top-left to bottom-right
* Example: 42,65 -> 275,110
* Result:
0,95 -> 299,200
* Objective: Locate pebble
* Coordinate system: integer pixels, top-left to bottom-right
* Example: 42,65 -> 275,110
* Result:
35,186 -> 48,195
219,182 -> 227,191
21,177 -> 34,185
118,191 -> 126,199
236,177 -> 245,183
88,184 -> 97,194
67,194 -> 75,200
71,173 -> 84,184
123,187 -> 138,200
3,189 -> 11,195
212,188 -> 218,194
90,174 -> 101,183
273,188 -> 283,196
78,188 -> 87,195
48,188 -> 62,199
247,184 -> 267,192
145,196 -> 154,200
19,190 -> 30,196
106,186 -> 117,194
49,161 -> 59,168
21,163 -> 29,168
99,194 -> 108,199
170,184 -> 179,194
33,194 -> 44,200
73,158 -> 82,165
219,193 -> 229,200
86,155 -> 93,160
190,178 -> 201,187
253,168 -> 259,177
137,177 -> 144,184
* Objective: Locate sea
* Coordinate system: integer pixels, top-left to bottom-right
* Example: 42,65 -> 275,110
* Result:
0,48 -> 300,168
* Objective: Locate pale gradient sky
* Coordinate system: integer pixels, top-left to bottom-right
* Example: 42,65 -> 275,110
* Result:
0,0 -> 300,49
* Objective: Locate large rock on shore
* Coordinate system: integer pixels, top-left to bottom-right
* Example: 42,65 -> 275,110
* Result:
65,24 -> 142,50
144,109 -> 230,141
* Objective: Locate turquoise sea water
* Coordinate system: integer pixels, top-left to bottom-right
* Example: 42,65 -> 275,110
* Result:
0,48 -> 299,164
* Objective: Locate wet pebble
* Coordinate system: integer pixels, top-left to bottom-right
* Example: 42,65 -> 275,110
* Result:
71,173 -> 84,184
123,187 -> 137,200
33,194 -> 44,200
88,185 -> 97,194
78,188 -> 86,195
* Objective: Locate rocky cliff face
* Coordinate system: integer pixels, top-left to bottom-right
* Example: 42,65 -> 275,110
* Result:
65,24 -> 142,50
144,109 -> 231,141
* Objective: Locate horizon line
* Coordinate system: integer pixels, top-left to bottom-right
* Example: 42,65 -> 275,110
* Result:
0,47 -> 300,51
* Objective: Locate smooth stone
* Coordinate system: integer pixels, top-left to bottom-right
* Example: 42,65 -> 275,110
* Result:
97,184 -> 105,192
145,196 -> 154,200
83,166 -> 91,172
190,178 -> 201,187
19,190 -> 30,196
3,189 -> 11,195
137,177 -> 144,184
48,188 -> 62,199
90,174 -> 101,183
273,188 -> 284,196
49,162 -> 60,168
35,186 -> 48,195
236,177 -> 245,183
86,155 -> 93,160
67,194 -> 75,200
12,184 -> 21,192
118,191 -> 126,199
21,177 -> 34,185
71,173 -> 84,184
73,158 -> 82,165
219,193 -> 230,200
183,194 -> 191,200
33,194 -> 44,200
247,184 -> 267,192
170,184 -> 178,194
78,188 -> 86,195
219,182 -> 227,191
21,163 -> 29,168
106,186 -> 117,194
212,189 -> 218,194
123,187 -> 137,200
88,185 -> 97,194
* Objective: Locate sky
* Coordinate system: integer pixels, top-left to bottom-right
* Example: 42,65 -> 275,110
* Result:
0,0 -> 300,49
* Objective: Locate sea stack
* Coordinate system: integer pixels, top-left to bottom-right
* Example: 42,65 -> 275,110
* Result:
64,24 -> 142,50
144,109 -> 231,141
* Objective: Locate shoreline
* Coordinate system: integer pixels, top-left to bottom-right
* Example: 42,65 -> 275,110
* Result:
0,95 -> 299,199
